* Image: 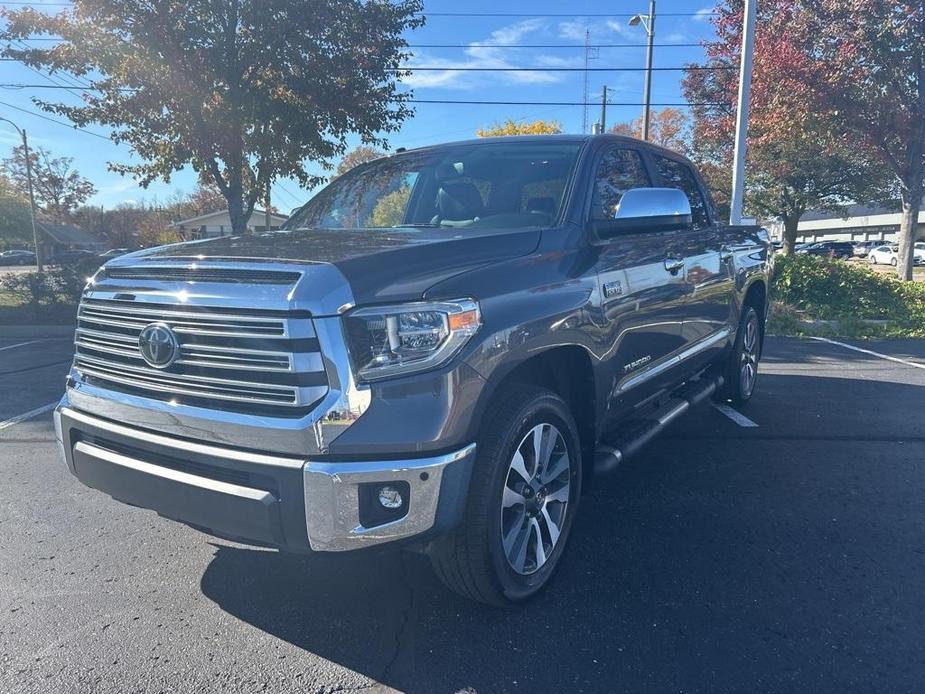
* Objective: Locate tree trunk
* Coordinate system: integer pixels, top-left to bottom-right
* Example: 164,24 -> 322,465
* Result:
896,191 -> 921,281
227,191 -> 246,236
782,214 -> 800,255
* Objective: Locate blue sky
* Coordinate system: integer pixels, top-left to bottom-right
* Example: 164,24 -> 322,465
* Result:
0,0 -> 717,214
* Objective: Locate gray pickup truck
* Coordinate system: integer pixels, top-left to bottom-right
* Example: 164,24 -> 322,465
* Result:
55,135 -> 770,605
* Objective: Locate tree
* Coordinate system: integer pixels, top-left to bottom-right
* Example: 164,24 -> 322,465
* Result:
0,174 -> 32,249
794,1 -> 924,280
1,0 -> 423,236
476,119 -> 562,137
609,108 -> 691,154
335,146 -> 387,178
682,0 -> 893,254
3,145 -> 95,221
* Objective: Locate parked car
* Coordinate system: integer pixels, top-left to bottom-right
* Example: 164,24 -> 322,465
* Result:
0,249 -> 36,266
54,248 -> 98,265
853,240 -> 882,258
54,135 -> 771,605
869,244 -> 925,266
97,248 -> 132,260
797,240 -> 854,259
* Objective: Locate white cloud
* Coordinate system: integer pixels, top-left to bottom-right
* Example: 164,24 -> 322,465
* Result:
693,7 -> 714,21
403,19 -> 566,90
558,18 -> 645,43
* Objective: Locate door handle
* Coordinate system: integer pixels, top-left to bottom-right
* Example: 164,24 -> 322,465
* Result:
664,257 -> 685,273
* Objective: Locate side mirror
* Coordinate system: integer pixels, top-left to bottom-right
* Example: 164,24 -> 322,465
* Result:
590,187 -> 693,238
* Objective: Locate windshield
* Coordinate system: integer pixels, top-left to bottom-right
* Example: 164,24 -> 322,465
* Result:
284,141 -> 583,232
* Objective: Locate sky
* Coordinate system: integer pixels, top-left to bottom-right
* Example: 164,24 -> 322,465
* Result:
0,0 -> 719,215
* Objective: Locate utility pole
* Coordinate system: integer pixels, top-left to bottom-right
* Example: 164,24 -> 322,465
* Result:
0,117 -> 42,271
630,0 -> 656,140
581,30 -> 600,134
600,86 -> 608,133
729,0 -> 757,225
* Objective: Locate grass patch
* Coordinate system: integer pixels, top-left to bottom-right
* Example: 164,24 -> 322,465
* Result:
770,255 -> 925,338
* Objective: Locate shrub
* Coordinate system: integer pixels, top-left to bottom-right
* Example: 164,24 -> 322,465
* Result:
0,256 -> 102,307
772,255 -> 925,334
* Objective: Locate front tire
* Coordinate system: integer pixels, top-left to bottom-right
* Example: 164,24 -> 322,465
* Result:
429,385 -> 582,606
715,305 -> 761,405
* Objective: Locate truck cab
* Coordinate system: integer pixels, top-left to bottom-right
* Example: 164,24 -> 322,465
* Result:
55,135 -> 770,605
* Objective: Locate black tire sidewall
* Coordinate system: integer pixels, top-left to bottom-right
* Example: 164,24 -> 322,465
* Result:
483,392 -> 582,603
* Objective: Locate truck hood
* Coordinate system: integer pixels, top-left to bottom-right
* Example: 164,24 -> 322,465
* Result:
118,226 -> 542,310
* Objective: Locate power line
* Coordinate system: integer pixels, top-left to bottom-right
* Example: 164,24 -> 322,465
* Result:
395,66 -> 728,72
0,3 -> 718,14
408,43 -> 703,48
409,99 -> 718,106
0,99 -> 110,139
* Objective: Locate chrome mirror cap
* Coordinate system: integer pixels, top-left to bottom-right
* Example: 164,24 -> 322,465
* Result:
614,187 -> 692,221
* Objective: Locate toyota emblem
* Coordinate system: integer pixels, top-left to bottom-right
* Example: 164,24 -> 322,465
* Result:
138,323 -> 179,368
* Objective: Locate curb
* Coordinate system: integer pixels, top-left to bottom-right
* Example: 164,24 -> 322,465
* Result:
0,325 -> 76,338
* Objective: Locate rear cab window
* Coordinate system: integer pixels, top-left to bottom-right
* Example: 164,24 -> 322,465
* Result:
652,155 -> 711,229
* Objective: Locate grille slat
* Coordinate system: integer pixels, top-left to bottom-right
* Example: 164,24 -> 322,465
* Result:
74,295 -> 328,414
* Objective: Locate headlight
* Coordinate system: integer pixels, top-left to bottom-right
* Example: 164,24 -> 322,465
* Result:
343,299 -> 481,382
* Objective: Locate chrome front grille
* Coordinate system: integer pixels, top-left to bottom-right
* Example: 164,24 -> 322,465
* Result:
74,297 -> 327,414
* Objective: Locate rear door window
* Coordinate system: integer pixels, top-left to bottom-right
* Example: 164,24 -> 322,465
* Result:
652,156 -> 710,229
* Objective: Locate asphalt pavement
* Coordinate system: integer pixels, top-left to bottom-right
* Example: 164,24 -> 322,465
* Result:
2,335 -> 925,693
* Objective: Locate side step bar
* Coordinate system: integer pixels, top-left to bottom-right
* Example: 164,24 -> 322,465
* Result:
594,375 -> 723,474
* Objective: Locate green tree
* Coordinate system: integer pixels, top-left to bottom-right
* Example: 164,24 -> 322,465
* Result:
335,146 -> 388,178
476,119 -> 562,137
3,145 -> 96,222
0,174 -> 32,249
1,0 -> 423,236
682,0 -> 893,254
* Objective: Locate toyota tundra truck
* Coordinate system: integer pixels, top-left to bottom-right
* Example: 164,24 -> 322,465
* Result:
55,135 -> 770,606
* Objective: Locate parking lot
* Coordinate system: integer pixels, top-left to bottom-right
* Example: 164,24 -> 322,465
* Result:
2,335 -> 924,693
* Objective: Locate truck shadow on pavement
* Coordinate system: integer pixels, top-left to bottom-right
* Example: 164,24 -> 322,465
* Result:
199,371 -> 925,693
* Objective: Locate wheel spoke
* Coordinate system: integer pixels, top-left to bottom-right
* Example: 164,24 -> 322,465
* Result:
540,505 -> 561,546
509,449 -> 530,484
505,522 -> 530,573
541,451 -> 570,484
531,425 -> 546,477
502,483 -> 525,510
530,517 -> 546,568
545,483 -> 569,504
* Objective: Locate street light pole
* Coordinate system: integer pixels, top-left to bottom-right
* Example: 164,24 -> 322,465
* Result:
630,0 -> 656,141
729,0 -> 757,225
0,117 -> 43,271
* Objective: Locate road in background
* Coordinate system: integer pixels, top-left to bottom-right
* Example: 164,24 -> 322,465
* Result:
2,337 -> 925,693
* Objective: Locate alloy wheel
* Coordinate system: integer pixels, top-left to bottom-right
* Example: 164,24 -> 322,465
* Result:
500,423 -> 571,576
740,312 -> 759,398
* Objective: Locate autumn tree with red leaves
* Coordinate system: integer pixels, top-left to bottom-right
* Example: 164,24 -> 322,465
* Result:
683,0 -> 893,254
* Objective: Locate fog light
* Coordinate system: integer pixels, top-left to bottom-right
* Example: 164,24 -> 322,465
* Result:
377,485 -> 404,509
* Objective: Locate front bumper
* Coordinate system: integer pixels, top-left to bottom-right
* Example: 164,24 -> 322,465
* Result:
55,401 -> 476,553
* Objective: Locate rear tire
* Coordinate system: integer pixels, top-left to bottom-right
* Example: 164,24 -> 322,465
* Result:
715,305 -> 761,406
891,257 -> 898,266
429,384 -> 582,606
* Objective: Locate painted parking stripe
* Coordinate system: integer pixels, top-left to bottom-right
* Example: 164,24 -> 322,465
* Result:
809,336 -> 925,370
0,339 -> 43,353
0,402 -> 57,431
712,403 -> 759,428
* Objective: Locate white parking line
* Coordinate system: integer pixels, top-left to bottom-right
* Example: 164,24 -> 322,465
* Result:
0,339 -> 43,353
0,402 -> 57,431
712,403 -> 759,428
809,336 -> 925,370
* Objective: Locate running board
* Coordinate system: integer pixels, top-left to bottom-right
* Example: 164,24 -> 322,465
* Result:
594,375 -> 723,475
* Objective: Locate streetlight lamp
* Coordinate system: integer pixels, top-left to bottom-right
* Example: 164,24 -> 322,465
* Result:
0,116 -> 43,271
629,0 -> 656,142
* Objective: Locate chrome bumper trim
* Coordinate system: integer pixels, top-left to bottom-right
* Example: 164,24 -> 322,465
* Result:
303,443 -> 477,551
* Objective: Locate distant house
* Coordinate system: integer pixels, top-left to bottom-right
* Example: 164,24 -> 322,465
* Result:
172,209 -> 288,240
38,221 -> 106,260
767,200 -> 925,244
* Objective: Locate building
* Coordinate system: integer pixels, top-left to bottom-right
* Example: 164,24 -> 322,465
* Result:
38,221 -> 106,260
766,201 -> 925,245
172,209 -> 288,241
